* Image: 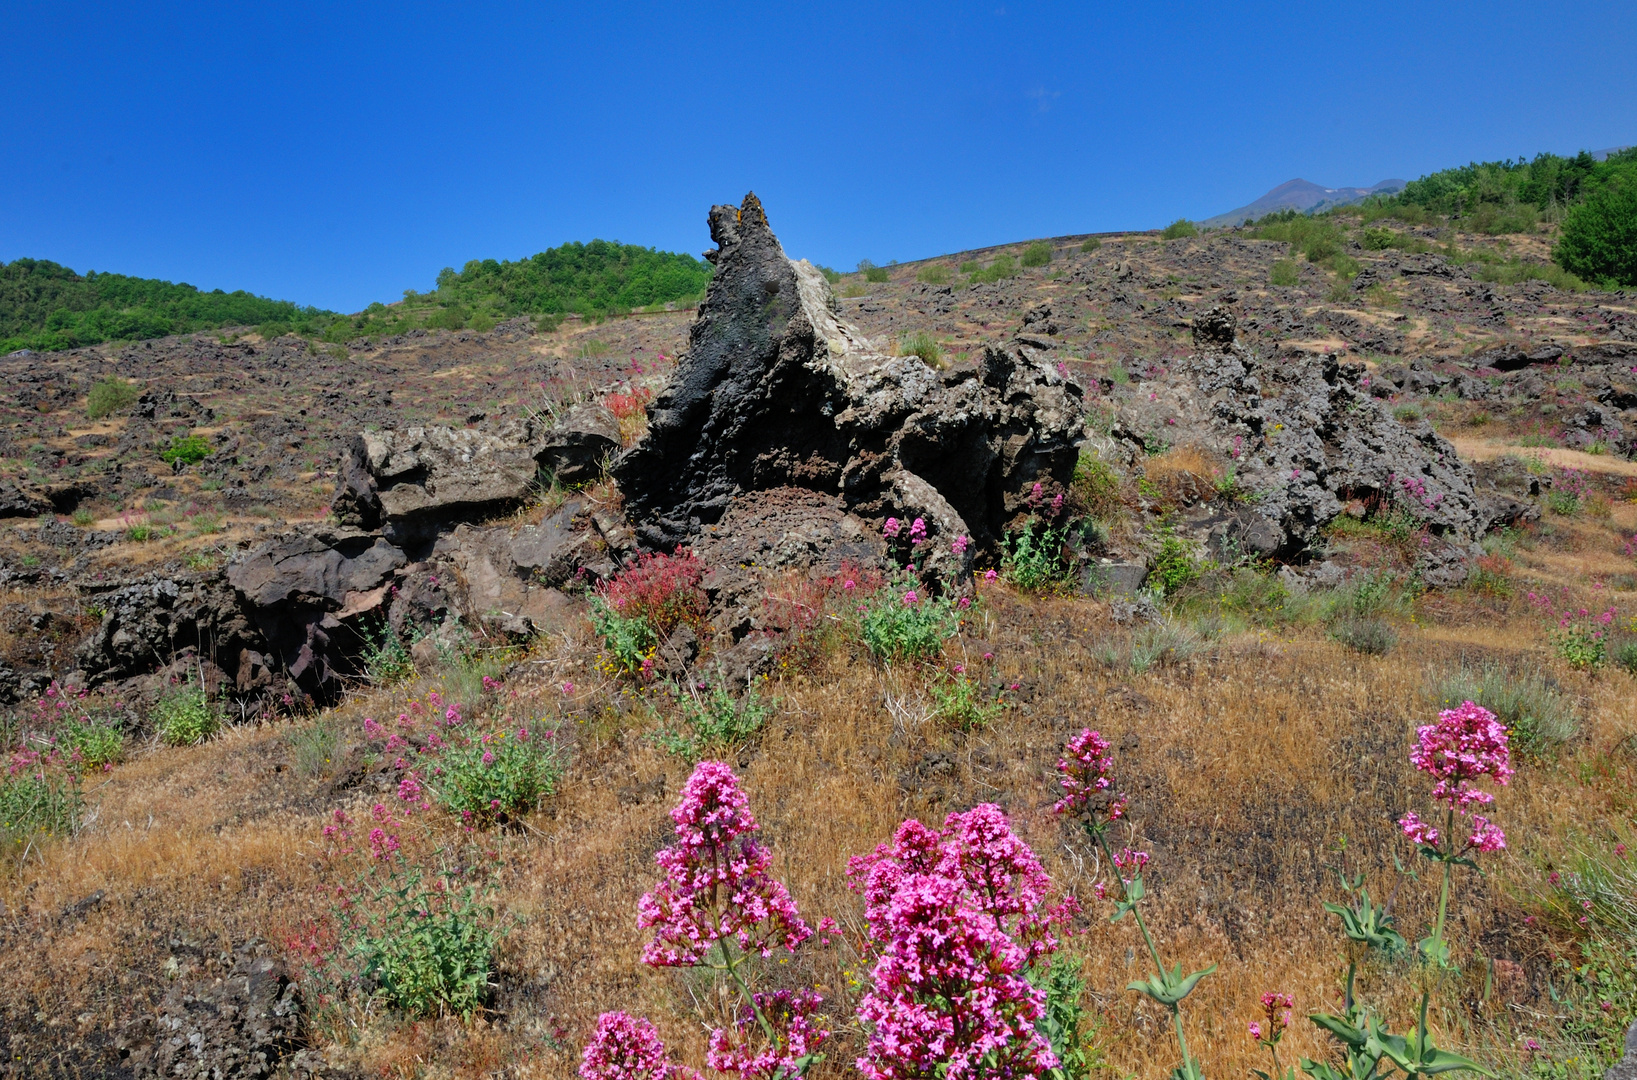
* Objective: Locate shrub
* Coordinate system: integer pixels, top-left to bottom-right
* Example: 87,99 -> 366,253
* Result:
1393,403 -> 1423,423
1553,623 -> 1607,669
1428,661 -> 1578,758
159,433 -> 211,467
1071,450 -> 1122,517
1361,227 -> 1396,250
930,666 -> 1006,730
86,376 -> 138,419
1329,616 -> 1397,655
863,265 -> 891,284
657,681 -> 775,759
1146,535 -> 1200,596
1161,219 -> 1198,240
1020,241 -> 1053,267
62,717 -> 124,770
598,548 -> 707,638
431,728 -> 563,823
968,255 -> 1019,284
1555,174 -> 1637,287
1615,639 -> 1637,675
153,684 -> 221,746
343,857 -> 498,1019
1079,236 -> 1102,252
1269,259 -> 1300,287
589,600 -> 657,676
915,264 -> 951,285
897,330 -> 943,367
361,622 -> 417,684
1001,521 -> 1075,593
0,757 -> 82,858
289,719 -> 339,778
816,265 -> 842,283
859,576 -> 959,662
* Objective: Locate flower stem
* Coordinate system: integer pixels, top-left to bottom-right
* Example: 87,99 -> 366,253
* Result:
1429,808 -> 1455,966
717,934 -> 777,1044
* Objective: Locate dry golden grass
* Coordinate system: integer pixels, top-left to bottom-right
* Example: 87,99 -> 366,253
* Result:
3,572 -> 1635,1077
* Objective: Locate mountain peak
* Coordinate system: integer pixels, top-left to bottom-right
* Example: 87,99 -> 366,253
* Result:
1199,177 -> 1404,228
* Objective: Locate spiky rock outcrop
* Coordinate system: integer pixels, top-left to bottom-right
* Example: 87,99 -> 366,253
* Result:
614,193 -> 1086,581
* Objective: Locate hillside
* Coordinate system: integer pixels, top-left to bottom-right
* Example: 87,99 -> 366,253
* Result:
1200,177 -> 1405,227
0,196 -> 1634,1080
0,240 -> 713,357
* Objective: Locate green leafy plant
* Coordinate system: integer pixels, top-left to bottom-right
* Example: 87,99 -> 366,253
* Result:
1427,661 -> 1577,759
1001,521 -> 1075,593
929,666 -> 1005,731
361,621 -> 418,684
1270,259 -> 1301,286
289,719 -> 339,778
1330,616 -> 1398,655
859,260 -> 891,283
1552,624 -> 1607,670
159,433 -> 211,467
1035,952 -> 1104,1080
859,576 -> 959,662
915,263 -> 952,285
968,254 -> 1019,284
589,599 -> 658,676
86,376 -> 139,419
1021,241 -> 1054,267
1080,237 -> 1103,253
153,683 -> 221,746
0,762 -> 82,860
62,717 -> 124,770
657,680 -> 775,759
1162,219 -> 1199,240
431,729 -> 563,824
342,856 -> 499,1019
1146,535 -> 1201,596
1555,172 -> 1637,287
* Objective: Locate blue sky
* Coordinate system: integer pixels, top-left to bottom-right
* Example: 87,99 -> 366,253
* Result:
3,1 -> 1633,313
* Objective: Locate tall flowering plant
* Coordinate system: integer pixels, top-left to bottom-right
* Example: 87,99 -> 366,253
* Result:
621,761 -> 827,1080
1055,728 -> 1214,1080
1399,701 -> 1512,967
847,804 -> 1077,1080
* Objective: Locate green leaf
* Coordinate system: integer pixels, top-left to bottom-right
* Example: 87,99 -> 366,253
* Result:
1128,962 -> 1216,1006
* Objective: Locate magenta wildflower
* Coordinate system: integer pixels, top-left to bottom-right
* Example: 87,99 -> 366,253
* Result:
707,988 -> 828,1080
903,589 -> 919,606
951,534 -> 970,556
884,517 -> 902,540
1410,700 -> 1513,812
638,761 -> 810,967
579,1012 -> 696,1080
1052,728 -> 1128,823
909,517 -> 927,543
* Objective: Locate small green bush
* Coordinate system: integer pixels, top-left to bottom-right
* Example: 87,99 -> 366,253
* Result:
589,599 -> 657,675
1269,260 -> 1300,287
859,577 -> 959,662
658,681 -> 775,759
154,684 -> 221,746
1145,536 -> 1200,595
1079,237 -> 1102,253
160,434 -> 211,467
916,264 -> 952,285
63,718 -> 124,770
1614,639 -> 1637,675
70,508 -> 95,527
1429,661 -> 1578,758
1001,522 -> 1075,593
959,260 -> 982,274
362,623 -> 418,684
930,668 -> 1004,731
817,265 -> 842,283
290,719 -> 339,778
968,255 -> 1019,284
1161,219 -> 1198,240
1020,241 -> 1053,267
1099,620 -> 1200,674
1329,616 -> 1397,655
1071,451 -> 1122,517
86,376 -> 139,419
433,729 -> 563,823
345,860 -> 498,1019
898,331 -> 943,367
859,260 -> 891,283
1361,227 -> 1396,250
0,768 -> 82,857
1393,403 -> 1423,423
1555,174 -> 1637,286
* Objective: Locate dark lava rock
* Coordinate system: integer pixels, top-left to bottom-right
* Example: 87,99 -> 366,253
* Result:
614,192 -> 1085,582
1113,306 -> 1484,556
128,944 -> 301,1079
538,402 -> 621,484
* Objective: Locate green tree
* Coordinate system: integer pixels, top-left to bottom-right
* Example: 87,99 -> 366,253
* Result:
1555,173 -> 1637,287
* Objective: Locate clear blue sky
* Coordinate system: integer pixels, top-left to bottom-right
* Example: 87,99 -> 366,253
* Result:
4,1 -> 1632,313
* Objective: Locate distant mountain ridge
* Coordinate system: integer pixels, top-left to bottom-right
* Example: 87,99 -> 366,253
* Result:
1200,178 -> 1406,228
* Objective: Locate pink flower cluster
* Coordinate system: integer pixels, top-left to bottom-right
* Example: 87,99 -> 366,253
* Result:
579,1012 -> 697,1080
1052,728 -> 1128,823
847,805 -> 1075,1079
707,989 -> 828,1079
638,762 -> 811,967
1401,701 -> 1512,854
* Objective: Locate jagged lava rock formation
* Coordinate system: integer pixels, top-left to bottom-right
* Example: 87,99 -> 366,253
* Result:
615,192 -> 1086,583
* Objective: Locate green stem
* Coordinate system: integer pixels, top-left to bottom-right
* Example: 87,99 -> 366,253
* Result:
1429,808 -> 1455,966
1092,825 -> 1194,1073
717,925 -> 777,1044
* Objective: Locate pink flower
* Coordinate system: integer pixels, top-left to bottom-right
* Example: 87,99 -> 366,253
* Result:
579,1012 -> 695,1080
1467,815 -> 1506,853
562,681 -> 575,695
638,762 -> 810,967
984,569 -> 998,582
1616,844 -> 1628,858
1400,810 -> 1440,846
1411,701 -> 1512,811
884,517 -> 902,540
847,805 -> 1073,1079
957,596 -> 972,610
1052,728 -> 1129,824
909,517 -> 927,543
1248,1022 -> 1263,1040
707,988 -> 828,1080
481,750 -> 495,765
951,535 -> 970,556
903,589 -> 919,606
843,579 -> 856,591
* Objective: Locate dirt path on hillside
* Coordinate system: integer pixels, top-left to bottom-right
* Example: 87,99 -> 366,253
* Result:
1448,436 -> 1637,478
